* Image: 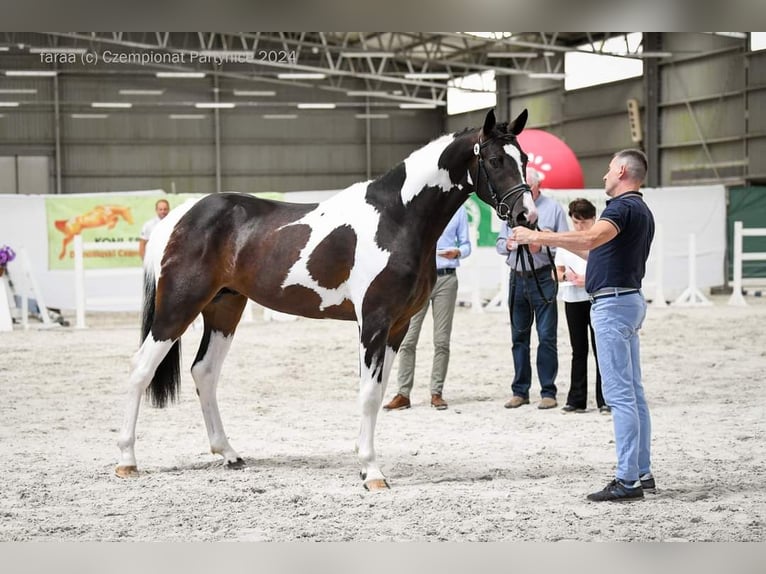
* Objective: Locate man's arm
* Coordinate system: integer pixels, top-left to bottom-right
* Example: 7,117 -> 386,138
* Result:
512,219 -> 618,255
138,238 -> 148,260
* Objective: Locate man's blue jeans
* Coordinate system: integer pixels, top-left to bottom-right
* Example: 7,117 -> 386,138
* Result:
509,272 -> 558,400
590,292 -> 651,483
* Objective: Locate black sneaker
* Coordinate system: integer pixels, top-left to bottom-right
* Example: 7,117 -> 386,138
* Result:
640,473 -> 656,492
586,479 -> 644,502
561,404 -> 585,413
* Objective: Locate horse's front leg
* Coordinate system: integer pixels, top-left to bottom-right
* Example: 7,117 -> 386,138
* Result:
356,321 -> 408,491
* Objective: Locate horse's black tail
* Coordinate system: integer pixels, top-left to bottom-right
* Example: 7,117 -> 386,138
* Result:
141,266 -> 181,409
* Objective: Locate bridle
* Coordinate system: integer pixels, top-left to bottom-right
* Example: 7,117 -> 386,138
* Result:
472,135 -> 558,331
472,136 -> 530,224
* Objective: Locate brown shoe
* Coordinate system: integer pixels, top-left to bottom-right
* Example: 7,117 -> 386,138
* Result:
383,394 -> 411,411
504,396 -> 530,409
538,397 -> 558,410
431,394 -> 448,410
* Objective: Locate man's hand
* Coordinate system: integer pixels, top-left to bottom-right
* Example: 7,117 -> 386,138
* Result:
511,226 -> 539,245
438,248 -> 461,260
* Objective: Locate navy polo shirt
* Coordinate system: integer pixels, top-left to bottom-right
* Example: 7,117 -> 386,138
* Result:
585,191 -> 655,293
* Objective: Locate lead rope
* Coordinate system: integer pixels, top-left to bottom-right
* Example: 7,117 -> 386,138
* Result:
508,229 -> 558,334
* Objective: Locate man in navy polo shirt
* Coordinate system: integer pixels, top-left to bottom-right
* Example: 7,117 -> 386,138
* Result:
511,149 -> 655,502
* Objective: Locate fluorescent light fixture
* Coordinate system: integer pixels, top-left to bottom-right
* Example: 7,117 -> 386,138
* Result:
194,102 -> 236,109
297,103 -> 336,109
119,89 -> 165,96
71,113 -> 108,119
0,102 -> 20,107
528,72 -> 566,80
233,90 -> 276,97
487,51 -> 538,58
340,51 -> 395,58
346,91 -> 389,97
91,102 -> 133,109
277,73 -> 326,80
399,103 -> 438,109
5,70 -> 57,77
155,72 -> 206,78
637,51 -> 673,58
355,113 -> 389,119
0,88 -> 37,94
169,114 -> 207,119
29,47 -> 88,55
263,114 -> 298,119
404,72 -> 450,80
0,47 -> 9,52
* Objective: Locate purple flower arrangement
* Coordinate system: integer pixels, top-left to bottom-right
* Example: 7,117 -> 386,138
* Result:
0,244 -> 16,266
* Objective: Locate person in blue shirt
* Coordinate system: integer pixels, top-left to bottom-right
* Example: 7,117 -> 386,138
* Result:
497,167 -> 569,411
383,205 -> 472,411
511,149 -> 656,503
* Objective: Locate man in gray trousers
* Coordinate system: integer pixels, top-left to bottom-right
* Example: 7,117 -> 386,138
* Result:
383,204 -> 472,411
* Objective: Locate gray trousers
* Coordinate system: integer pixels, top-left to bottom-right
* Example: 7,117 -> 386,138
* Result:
396,273 -> 459,397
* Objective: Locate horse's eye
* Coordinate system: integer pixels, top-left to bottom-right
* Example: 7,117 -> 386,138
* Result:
489,157 -> 501,169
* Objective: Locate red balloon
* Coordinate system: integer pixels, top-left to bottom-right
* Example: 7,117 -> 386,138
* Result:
517,129 -> 585,189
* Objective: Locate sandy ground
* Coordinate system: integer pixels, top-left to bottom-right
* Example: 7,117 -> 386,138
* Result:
0,294 -> 764,542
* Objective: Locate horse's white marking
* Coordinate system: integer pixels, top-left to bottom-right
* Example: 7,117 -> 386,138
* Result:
191,331 -> 240,463
279,182 -> 391,311
356,343 -> 396,485
504,142 -> 538,224
146,197 -> 202,281
503,143 -> 525,179
400,134 -> 455,205
117,332 -> 175,469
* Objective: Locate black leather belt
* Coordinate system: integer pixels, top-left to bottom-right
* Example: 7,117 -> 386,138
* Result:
590,289 -> 640,302
436,268 -> 456,276
514,264 -> 551,278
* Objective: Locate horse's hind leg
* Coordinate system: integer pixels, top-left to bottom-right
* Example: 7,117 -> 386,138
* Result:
116,335 -> 176,476
191,290 -> 248,469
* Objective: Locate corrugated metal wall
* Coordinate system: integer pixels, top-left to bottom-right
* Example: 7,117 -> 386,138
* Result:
1,33 -> 766,195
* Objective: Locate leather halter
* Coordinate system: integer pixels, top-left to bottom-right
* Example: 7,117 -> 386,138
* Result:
473,136 -> 531,224
472,136 -> 559,329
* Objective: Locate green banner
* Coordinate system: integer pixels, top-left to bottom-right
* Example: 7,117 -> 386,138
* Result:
44,192 -> 282,270
466,195 -> 499,247
728,186 -> 766,279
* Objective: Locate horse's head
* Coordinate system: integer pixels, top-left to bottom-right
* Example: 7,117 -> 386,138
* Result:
472,109 -> 538,228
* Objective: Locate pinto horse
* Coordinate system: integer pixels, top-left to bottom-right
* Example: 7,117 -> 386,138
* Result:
116,109 -> 537,490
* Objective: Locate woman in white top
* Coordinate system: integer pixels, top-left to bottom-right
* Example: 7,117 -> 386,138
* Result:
555,198 -> 608,414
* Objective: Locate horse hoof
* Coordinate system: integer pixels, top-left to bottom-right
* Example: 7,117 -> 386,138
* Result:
115,465 -> 138,478
225,458 -> 246,470
363,479 -> 390,491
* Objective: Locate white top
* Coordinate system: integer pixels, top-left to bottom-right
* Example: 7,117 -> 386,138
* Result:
555,247 -> 589,303
140,216 -> 162,241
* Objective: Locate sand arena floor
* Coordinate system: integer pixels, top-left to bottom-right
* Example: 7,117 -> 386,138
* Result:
0,295 -> 764,541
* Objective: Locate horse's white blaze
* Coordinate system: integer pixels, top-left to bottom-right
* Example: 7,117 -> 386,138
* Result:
280,182 -> 391,311
503,142 -> 525,176
522,192 -> 538,224
503,142 -> 538,224
191,331 -> 240,462
400,134 -> 455,205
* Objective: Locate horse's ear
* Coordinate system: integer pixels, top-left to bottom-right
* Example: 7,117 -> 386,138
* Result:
482,108 -> 496,137
509,108 -> 528,135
